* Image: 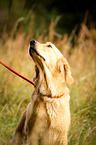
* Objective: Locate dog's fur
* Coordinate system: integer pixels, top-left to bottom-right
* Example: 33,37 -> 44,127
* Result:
9,41 -> 74,145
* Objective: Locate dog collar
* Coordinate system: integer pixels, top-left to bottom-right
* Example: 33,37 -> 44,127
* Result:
51,94 -> 64,98
38,91 -> 64,98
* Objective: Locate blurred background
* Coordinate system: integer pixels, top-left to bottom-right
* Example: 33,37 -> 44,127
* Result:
0,0 -> 96,144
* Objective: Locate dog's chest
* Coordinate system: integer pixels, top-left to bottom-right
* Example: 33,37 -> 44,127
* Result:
44,96 -> 70,129
28,95 -> 70,144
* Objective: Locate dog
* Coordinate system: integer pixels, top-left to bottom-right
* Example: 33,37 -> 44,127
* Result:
9,40 -> 74,145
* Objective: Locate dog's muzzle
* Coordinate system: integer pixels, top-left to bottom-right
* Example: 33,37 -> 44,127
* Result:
29,40 -> 37,57
29,40 -> 45,61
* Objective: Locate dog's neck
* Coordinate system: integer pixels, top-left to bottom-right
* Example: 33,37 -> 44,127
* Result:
32,65 -> 69,98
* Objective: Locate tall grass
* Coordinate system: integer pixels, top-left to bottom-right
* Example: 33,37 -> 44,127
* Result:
0,15 -> 96,145
67,24 -> 96,145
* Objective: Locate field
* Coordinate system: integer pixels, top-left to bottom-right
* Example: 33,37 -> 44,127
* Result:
0,15 -> 96,145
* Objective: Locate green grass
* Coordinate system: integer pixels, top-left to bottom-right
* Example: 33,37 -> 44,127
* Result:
68,80 -> 96,145
0,17 -> 96,144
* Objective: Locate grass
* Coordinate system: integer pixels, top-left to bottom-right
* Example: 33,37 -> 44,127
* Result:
67,24 -> 96,145
0,15 -> 96,144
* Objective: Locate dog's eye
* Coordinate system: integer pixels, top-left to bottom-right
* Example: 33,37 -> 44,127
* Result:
47,45 -> 52,48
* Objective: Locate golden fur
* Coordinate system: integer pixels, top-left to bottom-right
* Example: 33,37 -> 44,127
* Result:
9,41 -> 74,145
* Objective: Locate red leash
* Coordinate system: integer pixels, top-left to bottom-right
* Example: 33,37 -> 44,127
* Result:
0,61 -> 36,87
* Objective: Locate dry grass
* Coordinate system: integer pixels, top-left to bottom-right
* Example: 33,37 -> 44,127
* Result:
67,24 -> 96,145
0,17 -> 96,145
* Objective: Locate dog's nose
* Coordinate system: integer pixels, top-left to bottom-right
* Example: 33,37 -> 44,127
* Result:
29,40 -> 37,57
30,40 -> 36,46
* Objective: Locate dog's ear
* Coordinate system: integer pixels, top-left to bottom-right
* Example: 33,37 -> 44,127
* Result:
58,58 -> 74,86
64,62 -> 74,86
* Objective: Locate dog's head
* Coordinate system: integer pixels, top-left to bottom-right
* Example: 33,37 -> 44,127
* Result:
29,40 -> 62,71
29,40 -> 74,96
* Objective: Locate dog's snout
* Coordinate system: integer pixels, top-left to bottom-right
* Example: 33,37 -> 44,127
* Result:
30,40 -> 36,46
29,40 -> 37,57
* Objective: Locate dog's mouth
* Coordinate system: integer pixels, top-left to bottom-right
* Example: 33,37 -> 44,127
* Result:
29,40 -> 45,61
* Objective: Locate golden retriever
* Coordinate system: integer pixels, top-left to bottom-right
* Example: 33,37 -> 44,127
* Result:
9,40 -> 74,145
